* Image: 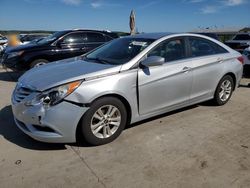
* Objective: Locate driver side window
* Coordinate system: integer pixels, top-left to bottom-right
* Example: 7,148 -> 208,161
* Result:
148,38 -> 186,62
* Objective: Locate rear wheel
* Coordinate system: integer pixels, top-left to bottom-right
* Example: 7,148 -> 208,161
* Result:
213,75 -> 234,106
80,97 -> 127,145
30,59 -> 49,68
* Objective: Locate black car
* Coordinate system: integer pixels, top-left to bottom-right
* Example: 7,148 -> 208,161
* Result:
19,33 -> 51,44
1,29 -> 120,70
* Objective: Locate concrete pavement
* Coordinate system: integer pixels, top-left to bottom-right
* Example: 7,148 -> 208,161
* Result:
0,68 -> 250,188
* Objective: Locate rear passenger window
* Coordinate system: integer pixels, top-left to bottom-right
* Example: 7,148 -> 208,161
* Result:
105,35 -> 114,42
86,33 -> 105,43
189,37 -> 228,57
148,38 -> 186,62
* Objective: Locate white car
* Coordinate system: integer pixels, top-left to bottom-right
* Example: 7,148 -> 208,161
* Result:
243,47 -> 250,74
225,33 -> 250,53
0,35 -> 8,54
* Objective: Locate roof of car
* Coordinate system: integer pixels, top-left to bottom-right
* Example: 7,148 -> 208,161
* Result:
60,29 -> 120,38
127,32 -> 174,40
235,33 -> 250,35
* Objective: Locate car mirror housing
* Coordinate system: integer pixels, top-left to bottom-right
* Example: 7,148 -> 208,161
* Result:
141,56 -> 165,67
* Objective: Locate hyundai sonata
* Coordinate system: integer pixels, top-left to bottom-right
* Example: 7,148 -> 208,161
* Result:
12,33 -> 243,145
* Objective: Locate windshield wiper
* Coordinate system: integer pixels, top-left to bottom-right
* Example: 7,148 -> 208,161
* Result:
85,57 -> 110,64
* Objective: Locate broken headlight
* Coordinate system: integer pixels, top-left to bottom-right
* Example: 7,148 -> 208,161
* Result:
25,81 -> 82,106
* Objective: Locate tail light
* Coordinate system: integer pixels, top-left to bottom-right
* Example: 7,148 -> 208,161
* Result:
237,56 -> 244,65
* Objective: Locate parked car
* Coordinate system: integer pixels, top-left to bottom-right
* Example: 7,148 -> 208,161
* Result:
224,33 -> 250,53
11,33 -> 243,145
0,35 -> 8,56
0,35 -> 8,44
1,29 -> 119,70
243,47 -> 250,74
19,33 -> 51,45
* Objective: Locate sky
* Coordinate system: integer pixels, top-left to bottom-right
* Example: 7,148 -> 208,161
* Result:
0,0 -> 249,32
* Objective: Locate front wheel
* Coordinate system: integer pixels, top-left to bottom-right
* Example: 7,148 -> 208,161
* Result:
213,75 -> 234,106
30,59 -> 49,68
80,97 -> 127,145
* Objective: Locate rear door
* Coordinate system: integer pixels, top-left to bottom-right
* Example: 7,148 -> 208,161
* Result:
138,37 -> 193,115
187,36 -> 229,102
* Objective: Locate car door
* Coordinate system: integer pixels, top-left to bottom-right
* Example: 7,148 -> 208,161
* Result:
187,37 -> 229,102
84,32 -> 107,52
55,32 -> 88,59
138,37 -> 193,115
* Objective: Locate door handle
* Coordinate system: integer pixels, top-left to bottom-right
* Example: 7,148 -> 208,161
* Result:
181,66 -> 192,73
217,57 -> 224,63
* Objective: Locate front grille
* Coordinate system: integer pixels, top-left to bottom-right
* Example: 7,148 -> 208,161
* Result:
14,86 -> 34,103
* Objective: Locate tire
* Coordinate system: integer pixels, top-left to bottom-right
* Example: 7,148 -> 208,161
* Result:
30,59 -> 49,68
213,75 -> 234,106
80,97 -> 127,145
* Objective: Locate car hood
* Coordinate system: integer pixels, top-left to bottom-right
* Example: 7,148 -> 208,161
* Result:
5,42 -> 41,53
18,57 -> 121,91
225,40 -> 250,44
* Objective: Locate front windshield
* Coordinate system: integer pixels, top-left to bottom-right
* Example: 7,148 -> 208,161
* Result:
86,37 -> 155,65
37,31 -> 67,44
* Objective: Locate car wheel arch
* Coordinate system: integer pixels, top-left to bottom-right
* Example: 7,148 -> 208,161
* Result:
75,93 -> 132,143
30,58 -> 49,67
214,72 -> 237,96
223,72 -> 236,90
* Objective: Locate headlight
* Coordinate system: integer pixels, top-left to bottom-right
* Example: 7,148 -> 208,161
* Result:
7,51 -> 24,59
25,81 -> 82,106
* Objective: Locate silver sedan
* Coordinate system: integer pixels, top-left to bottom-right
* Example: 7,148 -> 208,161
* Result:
12,33 -> 243,145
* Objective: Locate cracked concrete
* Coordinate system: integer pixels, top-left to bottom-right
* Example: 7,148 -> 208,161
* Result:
0,67 -> 250,188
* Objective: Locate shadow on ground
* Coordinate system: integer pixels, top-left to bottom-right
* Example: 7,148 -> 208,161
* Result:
0,105 -> 66,150
0,102 -> 216,149
0,68 -> 23,82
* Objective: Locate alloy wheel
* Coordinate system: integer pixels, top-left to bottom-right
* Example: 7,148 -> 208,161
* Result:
90,105 -> 121,139
219,80 -> 232,102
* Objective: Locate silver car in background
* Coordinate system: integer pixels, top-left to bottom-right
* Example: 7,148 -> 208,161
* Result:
12,33 -> 243,145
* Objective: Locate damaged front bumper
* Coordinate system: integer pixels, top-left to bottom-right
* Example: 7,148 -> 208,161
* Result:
12,96 -> 89,143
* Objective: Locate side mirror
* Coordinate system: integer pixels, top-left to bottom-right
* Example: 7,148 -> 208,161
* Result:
141,56 -> 165,67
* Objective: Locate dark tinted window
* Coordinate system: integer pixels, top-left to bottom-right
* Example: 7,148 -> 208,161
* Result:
86,33 -> 105,43
105,35 -> 114,42
148,38 -> 186,62
62,32 -> 87,44
233,34 -> 250,40
189,37 -> 228,57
